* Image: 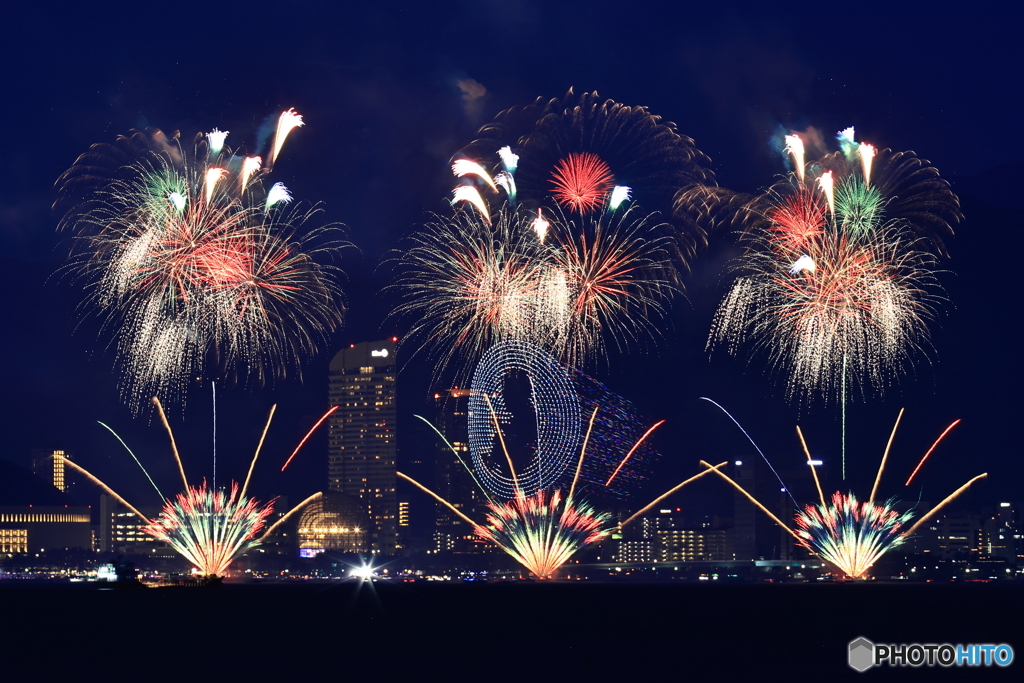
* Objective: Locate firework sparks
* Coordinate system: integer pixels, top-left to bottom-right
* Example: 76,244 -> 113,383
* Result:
549,152 -> 615,213
240,156 -> 262,193
817,170 -> 835,215
608,185 -> 632,211
207,129 -> 229,155
785,134 -> 805,182
265,182 -> 293,209
698,408 -> 986,579
794,492 -> 912,579
64,399 -> 330,577
451,185 -> 491,223
452,158 -> 498,192
498,145 -> 518,172
143,481 -> 274,577
709,173 -> 941,405
475,489 -> 613,579
59,114 -> 347,413
495,171 -> 517,202
531,208 -> 549,242
390,206 -> 675,377
859,143 -> 876,186
268,108 -> 303,169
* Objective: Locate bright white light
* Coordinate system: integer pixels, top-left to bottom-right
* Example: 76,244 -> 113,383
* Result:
167,192 -> 186,212
498,146 -> 518,172
207,128 -> 229,155
608,185 -> 631,210
265,182 -> 293,210
807,459 -> 823,466
350,564 -> 375,579
531,209 -> 549,242
789,254 -> 816,275
495,171 -> 517,200
734,460 -> 742,466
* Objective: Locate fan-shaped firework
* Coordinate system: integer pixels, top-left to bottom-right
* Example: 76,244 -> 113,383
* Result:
794,492 -> 912,579
57,399 -> 328,578
452,89 -> 716,262
143,481 -> 274,577
390,205 -> 675,378
59,111 -> 347,413
699,405 -> 987,579
400,382 -> 668,578
474,489 -> 613,579
708,134 -> 943,405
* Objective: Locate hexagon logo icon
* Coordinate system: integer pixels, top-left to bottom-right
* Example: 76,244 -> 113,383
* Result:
849,637 -> 875,672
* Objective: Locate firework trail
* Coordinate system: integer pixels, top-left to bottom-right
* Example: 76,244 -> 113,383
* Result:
390,205 -> 675,379
62,399 -> 329,577
697,408 -> 986,579
57,111 -> 347,413
403,388 -> 667,578
707,133 -> 943,409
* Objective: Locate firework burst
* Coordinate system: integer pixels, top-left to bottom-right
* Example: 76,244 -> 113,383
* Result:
143,481 -> 273,578
708,139 -> 942,405
699,404 -> 986,579
390,205 -> 675,379
59,111 -> 347,413
549,152 -> 616,213
475,489 -> 612,579
794,492 -> 912,579
59,399 -> 328,578
451,89 -> 716,262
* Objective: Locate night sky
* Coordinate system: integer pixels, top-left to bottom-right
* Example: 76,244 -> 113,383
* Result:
1,1 -> 1021,522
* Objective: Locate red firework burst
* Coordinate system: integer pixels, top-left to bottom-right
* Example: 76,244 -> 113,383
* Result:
768,189 -> 826,250
549,152 -> 615,213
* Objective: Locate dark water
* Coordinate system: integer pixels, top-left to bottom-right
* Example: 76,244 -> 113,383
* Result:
1,581 -> 1019,679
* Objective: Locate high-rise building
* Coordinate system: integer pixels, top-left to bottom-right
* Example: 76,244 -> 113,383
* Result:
432,388 -> 490,553
31,449 -> 72,494
327,339 -> 397,554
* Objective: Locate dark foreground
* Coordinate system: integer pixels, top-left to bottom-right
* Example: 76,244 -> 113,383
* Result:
1,581 -> 1019,679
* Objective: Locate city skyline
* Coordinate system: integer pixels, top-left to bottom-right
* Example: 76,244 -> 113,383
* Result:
0,1 -> 1019,570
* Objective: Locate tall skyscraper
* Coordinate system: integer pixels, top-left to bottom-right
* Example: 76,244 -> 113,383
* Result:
432,388 -> 490,553
327,339 -> 397,554
31,449 -> 73,494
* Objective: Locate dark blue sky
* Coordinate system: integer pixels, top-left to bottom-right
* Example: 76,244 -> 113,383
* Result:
0,1 -> 1020,514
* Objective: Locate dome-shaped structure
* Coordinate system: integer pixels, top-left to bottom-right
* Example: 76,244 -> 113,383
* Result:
296,492 -> 369,556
